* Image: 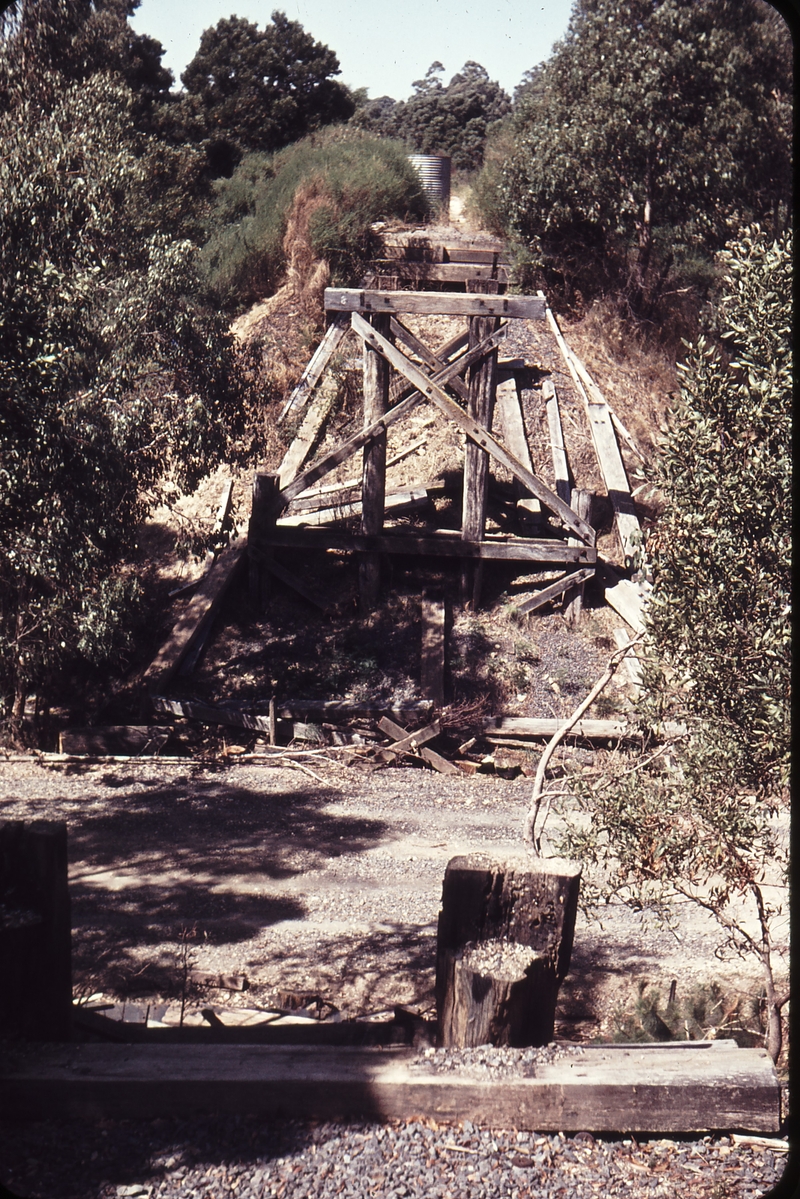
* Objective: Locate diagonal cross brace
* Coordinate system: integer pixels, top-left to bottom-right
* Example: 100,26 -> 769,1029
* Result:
350,312 -> 595,545
272,325 -> 508,515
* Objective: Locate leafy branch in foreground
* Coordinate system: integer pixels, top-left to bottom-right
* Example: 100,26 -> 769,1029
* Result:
552,227 -> 791,1062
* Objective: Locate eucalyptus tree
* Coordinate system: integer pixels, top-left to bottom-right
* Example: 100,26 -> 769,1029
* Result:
496,0 -> 792,314
0,1 -> 246,738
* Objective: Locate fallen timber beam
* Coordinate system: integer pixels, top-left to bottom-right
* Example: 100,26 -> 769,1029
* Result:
350,312 -> 595,545
0,1041 -> 779,1132
151,697 -> 432,727
278,314 -> 349,425
542,378 -> 572,505
261,526 -> 596,564
277,370 -> 340,487
374,718 -> 441,763
378,715 -> 459,776
142,539 -> 247,692
482,716 -> 687,741
325,288 -> 545,320
541,296 -> 641,567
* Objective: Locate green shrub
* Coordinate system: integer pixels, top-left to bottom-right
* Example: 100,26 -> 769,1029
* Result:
201,128 -> 429,308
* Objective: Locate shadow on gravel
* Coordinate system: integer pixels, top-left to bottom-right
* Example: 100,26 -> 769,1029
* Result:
65,776 -> 389,998
0,1113 -> 328,1199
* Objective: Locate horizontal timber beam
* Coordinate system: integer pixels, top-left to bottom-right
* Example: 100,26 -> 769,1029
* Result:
262,526 -> 596,564
0,1041 -> 779,1132
325,288 -> 544,320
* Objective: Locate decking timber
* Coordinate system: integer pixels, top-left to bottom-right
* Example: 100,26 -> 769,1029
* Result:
0,1041 -> 779,1132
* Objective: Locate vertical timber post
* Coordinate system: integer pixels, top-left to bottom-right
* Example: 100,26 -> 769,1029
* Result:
249,472 -> 280,611
359,312 -> 391,613
461,283 -> 500,609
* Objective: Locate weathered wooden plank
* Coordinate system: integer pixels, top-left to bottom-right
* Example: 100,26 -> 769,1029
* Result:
278,315 -> 349,425
483,716 -> 686,740
613,626 -> 644,693
350,313 -> 594,545
375,718 -> 441,761
58,727 -> 171,756
262,526 -> 597,563
513,568 -> 596,616
420,597 -> 445,707
0,1041 -> 779,1132
142,539 -> 247,691
278,489 -> 429,527
542,299 -> 641,566
542,378 -> 572,505
326,288 -> 545,320
278,372 -> 340,488
494,376 -> 542,524
378,715 -> 460,776
599,557 -> 648,633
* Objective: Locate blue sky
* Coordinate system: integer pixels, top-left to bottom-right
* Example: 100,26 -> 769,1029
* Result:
130,1 -> 575,102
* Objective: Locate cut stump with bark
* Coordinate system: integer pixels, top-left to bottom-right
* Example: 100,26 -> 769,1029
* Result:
438,939 -> 560,1048
436,853 -> 581,1048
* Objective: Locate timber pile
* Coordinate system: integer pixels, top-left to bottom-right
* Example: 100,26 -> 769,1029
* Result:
436,853 -> 581,1048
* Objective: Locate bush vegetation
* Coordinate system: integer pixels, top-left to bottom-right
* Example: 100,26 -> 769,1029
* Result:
473,0 -> 791,335
555,226 -> 792,1061
201,128 -> 429,309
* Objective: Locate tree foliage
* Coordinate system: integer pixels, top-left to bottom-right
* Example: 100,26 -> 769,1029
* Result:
354,60 -> 511,171
556,227 -> 791,1059
0,0 -> 247,736
176,11 -> 355,176
482,0 -> 791,316
202,128 -> 428,308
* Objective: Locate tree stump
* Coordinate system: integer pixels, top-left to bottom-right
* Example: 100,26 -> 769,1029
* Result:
436,852 -> 581,1048
0,821 -> 71,1041
438,939 -> 560,1048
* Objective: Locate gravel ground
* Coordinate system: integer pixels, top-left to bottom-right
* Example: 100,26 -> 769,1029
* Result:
0,1113 -> 790,1198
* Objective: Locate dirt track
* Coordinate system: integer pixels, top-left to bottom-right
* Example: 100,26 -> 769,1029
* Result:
0,756 -> 785,1041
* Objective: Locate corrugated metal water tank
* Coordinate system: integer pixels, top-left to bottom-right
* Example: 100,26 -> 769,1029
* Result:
408,154 -> 451,209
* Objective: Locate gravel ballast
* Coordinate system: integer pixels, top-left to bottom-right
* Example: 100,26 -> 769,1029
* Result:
0,1114 -> 788,1198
